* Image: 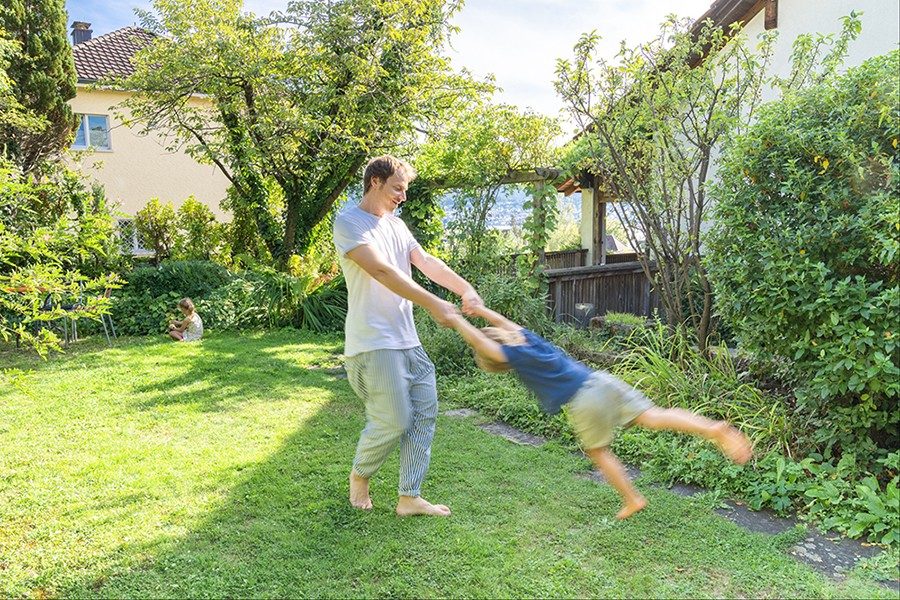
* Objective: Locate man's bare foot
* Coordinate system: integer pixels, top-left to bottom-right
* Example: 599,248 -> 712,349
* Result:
616,496 -> 648,520
712,423 -> 752,465
349,471 -> 372,510
395,495 -> 451,517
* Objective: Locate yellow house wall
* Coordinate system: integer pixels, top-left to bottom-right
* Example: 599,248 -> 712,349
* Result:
67,86 -> 231,220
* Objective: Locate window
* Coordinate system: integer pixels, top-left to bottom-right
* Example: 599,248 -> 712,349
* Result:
71,114 -> 111,150
117,218 -> 153,256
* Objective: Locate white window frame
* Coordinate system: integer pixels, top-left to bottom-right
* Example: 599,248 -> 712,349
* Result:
72,113 -> 112,151
117,218 -> 154,257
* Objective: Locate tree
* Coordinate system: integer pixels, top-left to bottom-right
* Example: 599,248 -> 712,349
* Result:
555,14 -> 861,352
0,0 -> 77,171
120,0 -> 469,269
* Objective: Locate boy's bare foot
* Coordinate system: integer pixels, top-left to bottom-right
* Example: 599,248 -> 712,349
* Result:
713,423 -> 752,465
349,471 -> 372,510
616,496 -> 648,520
396,495 -> 451,517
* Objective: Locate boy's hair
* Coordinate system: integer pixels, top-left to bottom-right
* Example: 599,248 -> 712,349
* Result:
475,327 -> 526,373
178,297 -> 195,313
363,155 -> 416,194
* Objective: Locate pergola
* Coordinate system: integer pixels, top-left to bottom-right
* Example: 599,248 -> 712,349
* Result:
499,167 -> 616,267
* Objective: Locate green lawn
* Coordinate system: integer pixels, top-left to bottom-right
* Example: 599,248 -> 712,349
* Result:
0,331 -> 891,598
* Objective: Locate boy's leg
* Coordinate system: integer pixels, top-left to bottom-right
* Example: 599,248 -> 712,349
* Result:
169,330 -> 183,341
633,407 -> 751,464
568,374 -> 647,519
587,447 -> 647,520
346,350 -> 412,509
396,346 -> 449,517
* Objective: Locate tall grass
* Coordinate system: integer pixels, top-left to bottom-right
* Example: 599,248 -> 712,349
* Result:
610,324 -> 795,455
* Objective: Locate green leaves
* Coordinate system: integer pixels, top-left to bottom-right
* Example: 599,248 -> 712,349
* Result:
123,0 -> 467,266
706,50 -> 900,462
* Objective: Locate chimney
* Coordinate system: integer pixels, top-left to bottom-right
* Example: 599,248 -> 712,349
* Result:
71,21 -> 93,45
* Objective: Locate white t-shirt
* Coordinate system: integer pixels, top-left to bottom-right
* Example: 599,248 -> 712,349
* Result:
333,205 -> 422,357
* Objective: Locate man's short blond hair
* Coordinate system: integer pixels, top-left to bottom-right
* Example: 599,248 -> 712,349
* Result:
363,155 -> 417,193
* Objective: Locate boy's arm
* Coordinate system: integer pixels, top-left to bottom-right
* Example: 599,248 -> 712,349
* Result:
466,304 -> 522,332
449,315 -> 508,365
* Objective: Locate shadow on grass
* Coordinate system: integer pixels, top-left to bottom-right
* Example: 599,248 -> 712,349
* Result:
127,333 -> 344,413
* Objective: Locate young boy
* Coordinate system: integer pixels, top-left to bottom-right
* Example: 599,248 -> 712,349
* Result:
450,306 -> 752,519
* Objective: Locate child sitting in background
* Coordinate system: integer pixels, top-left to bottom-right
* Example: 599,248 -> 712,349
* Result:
169,297 -> 204,342
450,305 -> 751,520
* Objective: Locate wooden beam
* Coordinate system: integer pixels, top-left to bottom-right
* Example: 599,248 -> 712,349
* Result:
534,180 -> 546,267
764,0 -> 778,30
498,167 -> 561,185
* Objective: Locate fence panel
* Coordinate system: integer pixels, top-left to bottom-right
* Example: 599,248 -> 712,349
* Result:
545,261 -> 660,324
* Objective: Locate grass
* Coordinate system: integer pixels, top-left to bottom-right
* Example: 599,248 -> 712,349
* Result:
0,331 -> 892,598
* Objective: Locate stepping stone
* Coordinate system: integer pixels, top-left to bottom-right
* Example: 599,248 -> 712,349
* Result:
478,422 -> 546,447
788,529 -> 885,581
715,501 -> 797,535
443,408 -> 478,418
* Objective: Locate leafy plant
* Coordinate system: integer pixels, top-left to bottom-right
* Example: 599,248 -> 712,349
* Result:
706,50 -> 900,462
176,195 -> 222,261
555,13 -> 862,352
133,198 -> 178,265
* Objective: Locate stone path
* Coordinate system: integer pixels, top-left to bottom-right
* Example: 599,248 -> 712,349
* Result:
443,408 -> 896,589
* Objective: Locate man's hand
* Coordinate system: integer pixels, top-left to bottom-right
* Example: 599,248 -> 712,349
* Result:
461,289 -> 484,316
428,298 -> 461,328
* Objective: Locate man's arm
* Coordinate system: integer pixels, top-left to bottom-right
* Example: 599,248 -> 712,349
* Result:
346,244 -> 458,326
410,247 -> 483,311
449,315 -> 507,365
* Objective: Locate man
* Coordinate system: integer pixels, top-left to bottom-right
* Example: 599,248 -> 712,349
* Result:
333,155 -> 483,517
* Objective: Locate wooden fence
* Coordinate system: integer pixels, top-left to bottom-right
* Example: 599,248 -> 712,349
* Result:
545,261 -> 660,325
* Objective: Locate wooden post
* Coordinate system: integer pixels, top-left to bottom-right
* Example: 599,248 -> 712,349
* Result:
592,176 -> 607,265
598,197 -> 607,265
764,0 -> 778,30
535,180 -> 546,268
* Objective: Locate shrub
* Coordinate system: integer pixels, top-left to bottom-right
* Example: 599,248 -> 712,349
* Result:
706,51 -> 900,462
133,198 -> 179,264
111,261 -> 232,335
176,196 -> 222,261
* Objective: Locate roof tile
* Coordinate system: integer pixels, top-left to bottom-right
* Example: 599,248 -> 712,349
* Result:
72,27 -> 157,82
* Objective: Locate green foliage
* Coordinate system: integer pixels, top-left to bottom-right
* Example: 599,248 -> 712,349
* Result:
555,13 -> 862,351
399,178 -> 444,252
112,259 -> 346,335
603,312 -> 646,327
175,196 -> 222,261
706,51 -> 900,462
0,159 -> 121,354
133,198 -> 178,264
111,260 -> 231,335
0,0 -> 77,171
415,99 -> 559,269
123,0 -> 470,265
517,182 -> 559,294
612,324 -> 794,454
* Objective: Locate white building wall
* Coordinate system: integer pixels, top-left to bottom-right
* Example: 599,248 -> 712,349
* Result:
745,0 -> 899,103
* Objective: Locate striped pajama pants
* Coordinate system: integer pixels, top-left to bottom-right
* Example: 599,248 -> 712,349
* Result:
345,346 -> 438,497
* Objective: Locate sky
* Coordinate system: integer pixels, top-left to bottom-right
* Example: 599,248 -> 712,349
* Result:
64,0 -> 713,129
